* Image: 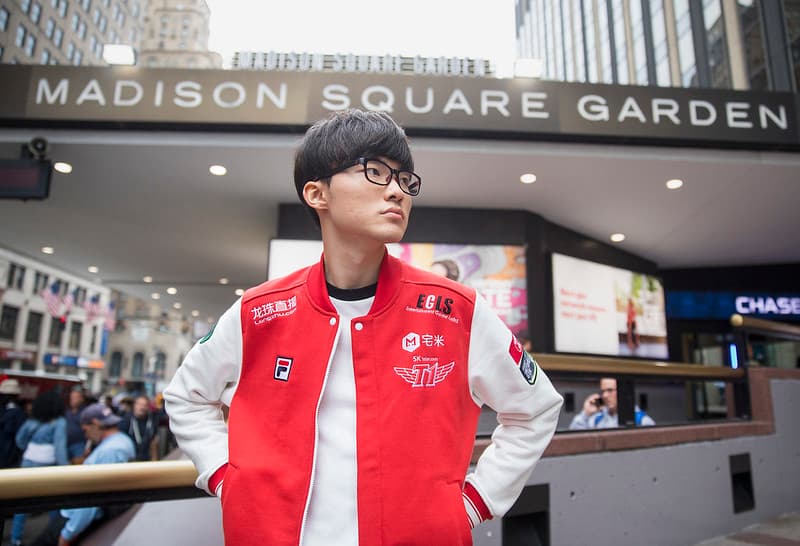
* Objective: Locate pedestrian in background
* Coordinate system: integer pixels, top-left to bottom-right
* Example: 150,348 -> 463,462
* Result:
64,387 -> 88,464
10,390 -> 69,546
0,378 -> 27,469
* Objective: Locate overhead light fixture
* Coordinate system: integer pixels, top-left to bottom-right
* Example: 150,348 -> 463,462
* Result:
88,265 -> 99,273
166,287 -> 177,295
219,277 -> 229,285
520,173 -> 537,184
514,58 -> 544,78
54,162 -> 73,174
235,288 -> 244,296
143,275 -> 153,283
151,292 -> 161,300
173,302 -> 182,309
209,165 -> 227,176
102,44 -> 136,65
191,310 -> 200,317
610,233 -> 626,243
41,246 -> 54,254
666,178 -> 684,190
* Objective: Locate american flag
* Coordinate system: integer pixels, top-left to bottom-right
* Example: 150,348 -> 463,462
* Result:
62,288 -> 77,315
103,301 -> 116,331
84,294 -> 101,322
41,281 -> 63,317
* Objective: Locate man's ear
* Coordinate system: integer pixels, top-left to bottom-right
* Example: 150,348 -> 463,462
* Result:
303,180 -> 329,212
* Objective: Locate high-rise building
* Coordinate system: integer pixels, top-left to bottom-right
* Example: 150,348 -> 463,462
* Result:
514,0 -> 800,92
0,0 -> 146,65
139,0 -> 221,68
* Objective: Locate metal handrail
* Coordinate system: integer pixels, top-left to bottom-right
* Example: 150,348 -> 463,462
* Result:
730,313 -> 800,338
0,354 -> 746,518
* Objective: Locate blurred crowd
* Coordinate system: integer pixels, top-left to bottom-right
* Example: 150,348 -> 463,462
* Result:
1,377 -> 176,546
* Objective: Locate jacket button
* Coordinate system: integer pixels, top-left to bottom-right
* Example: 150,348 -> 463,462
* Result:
354,322 -> 363,331
329,317 -> 336,326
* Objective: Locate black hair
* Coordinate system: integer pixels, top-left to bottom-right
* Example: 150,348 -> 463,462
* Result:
293,109 -> 414,228
31,390 -> 65,423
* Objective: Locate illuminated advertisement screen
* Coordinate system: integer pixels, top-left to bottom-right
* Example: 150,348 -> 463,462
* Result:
268,240 -> 528,334
552,253 -> 668,359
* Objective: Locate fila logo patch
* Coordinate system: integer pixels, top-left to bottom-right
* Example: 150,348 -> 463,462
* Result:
402,332 -> 420,352
274,356 -> 293,381
394,361 -> 455,387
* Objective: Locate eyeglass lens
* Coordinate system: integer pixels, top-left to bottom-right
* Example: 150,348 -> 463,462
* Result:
363,159 -> 421,196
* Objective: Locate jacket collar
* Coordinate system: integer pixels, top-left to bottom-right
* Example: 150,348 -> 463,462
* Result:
306,248 -> 403,316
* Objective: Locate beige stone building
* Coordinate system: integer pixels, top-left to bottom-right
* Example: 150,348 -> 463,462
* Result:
139,0 -> 220,68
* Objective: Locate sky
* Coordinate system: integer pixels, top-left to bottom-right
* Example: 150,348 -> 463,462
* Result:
204,0 -> 518,74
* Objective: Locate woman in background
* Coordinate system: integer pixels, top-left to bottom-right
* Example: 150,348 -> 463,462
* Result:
10,390 -> 69,546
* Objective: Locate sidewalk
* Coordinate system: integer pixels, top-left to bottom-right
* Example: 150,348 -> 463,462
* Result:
695,512 -> 800,546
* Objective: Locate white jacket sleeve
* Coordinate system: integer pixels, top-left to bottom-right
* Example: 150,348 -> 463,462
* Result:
465,295 -> 563,520
163,298 -> 242,494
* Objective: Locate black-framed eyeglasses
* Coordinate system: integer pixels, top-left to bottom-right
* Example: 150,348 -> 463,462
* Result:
314,157 -> 422,197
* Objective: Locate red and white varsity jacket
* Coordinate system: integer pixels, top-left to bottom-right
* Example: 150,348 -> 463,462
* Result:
164,252 -> 562,546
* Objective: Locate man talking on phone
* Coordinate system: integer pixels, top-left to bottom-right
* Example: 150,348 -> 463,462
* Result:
569,377 -> 655,429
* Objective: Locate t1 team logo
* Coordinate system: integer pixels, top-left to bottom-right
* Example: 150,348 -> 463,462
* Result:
402,332 -> 420,352
394,361 -> 455,387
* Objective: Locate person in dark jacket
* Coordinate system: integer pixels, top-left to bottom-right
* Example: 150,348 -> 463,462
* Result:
0,378 -> 27,468
119,395 -> 158,461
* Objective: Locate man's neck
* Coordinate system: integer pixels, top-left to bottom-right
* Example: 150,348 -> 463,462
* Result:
322,241 -> 385,290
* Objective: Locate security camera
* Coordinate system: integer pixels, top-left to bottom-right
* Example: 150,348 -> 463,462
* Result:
26,137 -> 50,159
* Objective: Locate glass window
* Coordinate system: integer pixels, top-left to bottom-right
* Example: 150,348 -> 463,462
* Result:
103,0 -> 109,7
45,17 -> 55,38
118,11 -> 124,26
109,351 -> 123,377
583,0 -> 598,82
784,0 -> 800,90
59,0 -> 68,18
99,15 -> 106,32
66,41 -> 74,60
40,47 -> 50,64
630,0 -> 649,85
611,0 -> 629,84
78,20 -> 86,38
21,0 -> 32,13
703,0 -> 731,88
109,29 -> 117,43
68,320 -> 82,350
89,34 -> 96,52
33,271 -> 49,294
71,12 -> 79,30
15,24 -> 27,48
132,2 -> 138,18
111,2 -> 119,20
92,6 -> 100,24
597,0 -> 613,83
0,305 -> 19,340
674,0 -> 698,86
81,0 -> 90,10
131,352 -> 144,377
0,46 -> 4,61
48,316 -> 64,347
25,311 -> 43,343
73,48 -> 82,64
54,26 -> 63,47
51,0 -> 58,7
90,325 -> 97,353
30,2 -> 41,23
155,351 -> 167,379
650,0 -> 670,86
24,34 -> 36,57
572,0 -> 586,80
0,8 -> 8,32
6,263 -> 26,290
738,0 -> 769,90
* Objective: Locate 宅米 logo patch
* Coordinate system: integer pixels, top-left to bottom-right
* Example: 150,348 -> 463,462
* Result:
274,356 -> 293,381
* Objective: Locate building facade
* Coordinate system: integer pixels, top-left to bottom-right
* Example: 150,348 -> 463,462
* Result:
104,292 -> 195,398
139,0 -> 220,68
0,0 -> 145,65
514,0 -> 800,92
0,247 -> 111,393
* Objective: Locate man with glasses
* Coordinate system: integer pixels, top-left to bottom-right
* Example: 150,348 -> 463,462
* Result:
165,109 -> 562,546
569,377 -> 655,429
